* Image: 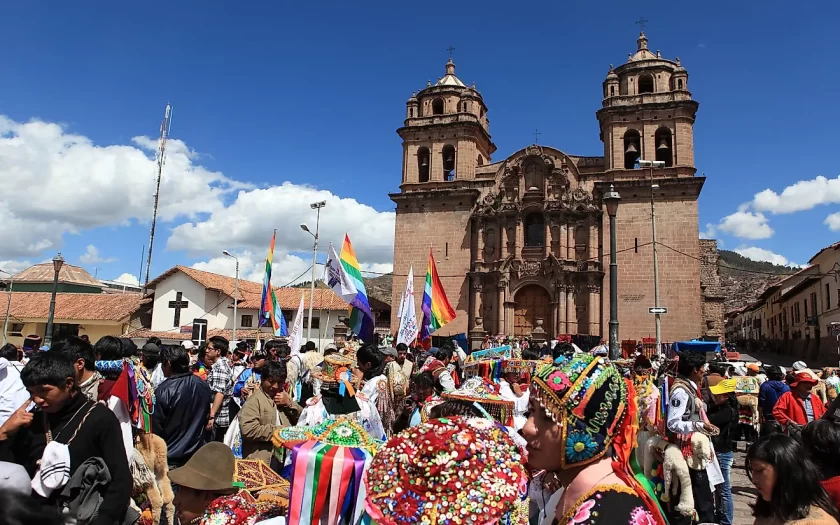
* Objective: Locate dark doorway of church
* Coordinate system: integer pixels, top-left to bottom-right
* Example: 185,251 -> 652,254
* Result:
514,285 -> 551,338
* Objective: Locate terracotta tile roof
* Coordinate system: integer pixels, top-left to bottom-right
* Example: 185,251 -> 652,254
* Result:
148,266 -> 350,311
0,292 -> 148,322
12,263 -> 101,287
809,241 -> 840,264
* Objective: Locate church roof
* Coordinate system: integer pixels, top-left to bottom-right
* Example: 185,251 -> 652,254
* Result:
434,58 -> 466,88
12,262 -> 101,288
0,292 -> 147,322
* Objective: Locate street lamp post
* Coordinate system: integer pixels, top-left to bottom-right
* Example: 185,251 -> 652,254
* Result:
0,269 -> 13,346
44,253 -> 64,348
301,201 -> 326,343
639,159 -> 665,355
223,251 -> 239,343
604,185 -> 621,360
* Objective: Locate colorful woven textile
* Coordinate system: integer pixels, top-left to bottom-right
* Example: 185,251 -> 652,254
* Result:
364,416 -> 528,525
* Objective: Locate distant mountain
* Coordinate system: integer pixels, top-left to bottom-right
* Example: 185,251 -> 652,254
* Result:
366,274 -> 393,306
718,250 -> 798,277
718,250 -> 797,313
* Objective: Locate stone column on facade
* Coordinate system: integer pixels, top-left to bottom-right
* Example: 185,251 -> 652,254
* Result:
566,286 -> 576,335
588,283 -> 601,338
499,220 -> 508,258
515,218 -> 523,259
558,284 -> 567,335
469,278 -> 485,350
567,223 -> 575,260
497,281 -> 506,335
544,219 -> 550,257
476,220 -> 485,263
550,301 -> 559,340
589,217 -> 598,268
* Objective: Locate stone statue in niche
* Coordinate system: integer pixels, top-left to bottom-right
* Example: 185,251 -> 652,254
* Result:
484,228 -> 496,257
506,226 -> 516,252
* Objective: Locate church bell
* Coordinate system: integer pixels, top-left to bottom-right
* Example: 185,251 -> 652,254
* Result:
657,140 -> 670,150
420,157 -> 429,167
445,154 -> 454,164
625,143 -> 638,154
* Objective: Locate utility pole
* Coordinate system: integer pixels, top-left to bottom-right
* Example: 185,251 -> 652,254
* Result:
144,104 -> 172,292
301,201 -> 326,343
639,159 -> 665,354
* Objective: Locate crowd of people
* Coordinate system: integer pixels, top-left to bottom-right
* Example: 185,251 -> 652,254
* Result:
1,334 -> 840,525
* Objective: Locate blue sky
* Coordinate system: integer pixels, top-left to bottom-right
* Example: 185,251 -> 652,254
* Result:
0,0 -> 837,284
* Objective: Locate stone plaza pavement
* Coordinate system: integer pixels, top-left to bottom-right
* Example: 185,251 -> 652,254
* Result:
731,448 -> 759,525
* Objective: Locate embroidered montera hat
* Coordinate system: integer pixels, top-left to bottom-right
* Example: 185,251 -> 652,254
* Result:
530,353 -> 629,469
364,416 -> 528,525
441,377 -> 515,427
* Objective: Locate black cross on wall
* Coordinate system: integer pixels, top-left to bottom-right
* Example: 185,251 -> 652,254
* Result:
168,291 -> 189,327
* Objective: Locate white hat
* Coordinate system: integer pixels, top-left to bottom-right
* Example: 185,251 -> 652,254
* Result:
793,361 -> 808,371
0,461 -> 30,496
182,340 -> 195,350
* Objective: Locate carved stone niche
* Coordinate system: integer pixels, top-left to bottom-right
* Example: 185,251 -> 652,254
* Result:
484,228 -> 496,257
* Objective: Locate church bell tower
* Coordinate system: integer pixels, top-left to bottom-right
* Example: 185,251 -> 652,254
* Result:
398,58 -> 496,185
596,32 -> 698,178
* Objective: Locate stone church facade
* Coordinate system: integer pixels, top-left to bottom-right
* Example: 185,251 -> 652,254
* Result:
390,33 -> 723,348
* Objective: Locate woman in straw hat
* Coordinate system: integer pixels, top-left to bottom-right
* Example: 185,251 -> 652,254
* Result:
523,353 -> 667,525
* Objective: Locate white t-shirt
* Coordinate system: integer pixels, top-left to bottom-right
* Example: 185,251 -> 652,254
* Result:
0,359 -> 29,428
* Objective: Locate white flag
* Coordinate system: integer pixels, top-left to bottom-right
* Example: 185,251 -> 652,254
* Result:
323,242 -> 358,303
396,266 -> 419,346
288,293 -> 305,355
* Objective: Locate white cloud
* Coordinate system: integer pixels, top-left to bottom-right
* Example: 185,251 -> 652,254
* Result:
0,115 -> 251,258
79,244 -> 116,264
700,223 -> 716,239
752,175 -> 840,214
167,182 -> 395,268
113,273 -> 140,286
0,259 -> 37,276
192,250 -> 321,288
717,210 -> 774,240
825,212 -> 840,232
734,246 -> 800,267
753,175 -> 840,215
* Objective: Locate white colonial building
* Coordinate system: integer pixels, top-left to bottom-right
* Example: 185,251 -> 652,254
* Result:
129,265 -> 350,347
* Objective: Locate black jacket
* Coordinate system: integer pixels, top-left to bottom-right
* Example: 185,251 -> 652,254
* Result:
153,372 -> 212,466
0,392 -> 131,525
707,395 -> 739,453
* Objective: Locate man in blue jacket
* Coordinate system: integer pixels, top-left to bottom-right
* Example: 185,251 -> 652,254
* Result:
154,345 -> 212,468
758,364 -> 790,436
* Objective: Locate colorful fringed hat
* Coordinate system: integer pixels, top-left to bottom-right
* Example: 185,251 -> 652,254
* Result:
314,354 -> 360,395
530,353 -> 629,469
441,377 -> 515,427
272,418 -> 383,525
364,417 -> 529,525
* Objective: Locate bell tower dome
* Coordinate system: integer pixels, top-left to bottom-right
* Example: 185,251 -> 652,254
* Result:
596,32 -> 699,177
398,58 -> 496,185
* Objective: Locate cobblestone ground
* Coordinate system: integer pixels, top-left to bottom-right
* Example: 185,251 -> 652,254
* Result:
731,447 -> 758,525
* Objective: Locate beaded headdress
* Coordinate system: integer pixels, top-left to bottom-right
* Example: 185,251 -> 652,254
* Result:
530,353 -> 629,469
364,417 -> 529,525
441,377 -> 515,427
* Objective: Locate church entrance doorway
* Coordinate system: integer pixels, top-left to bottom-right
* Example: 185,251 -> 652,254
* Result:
514,285 -> 551,337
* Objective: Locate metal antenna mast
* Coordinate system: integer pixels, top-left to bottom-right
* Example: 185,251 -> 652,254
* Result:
144,103 -> 172,291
